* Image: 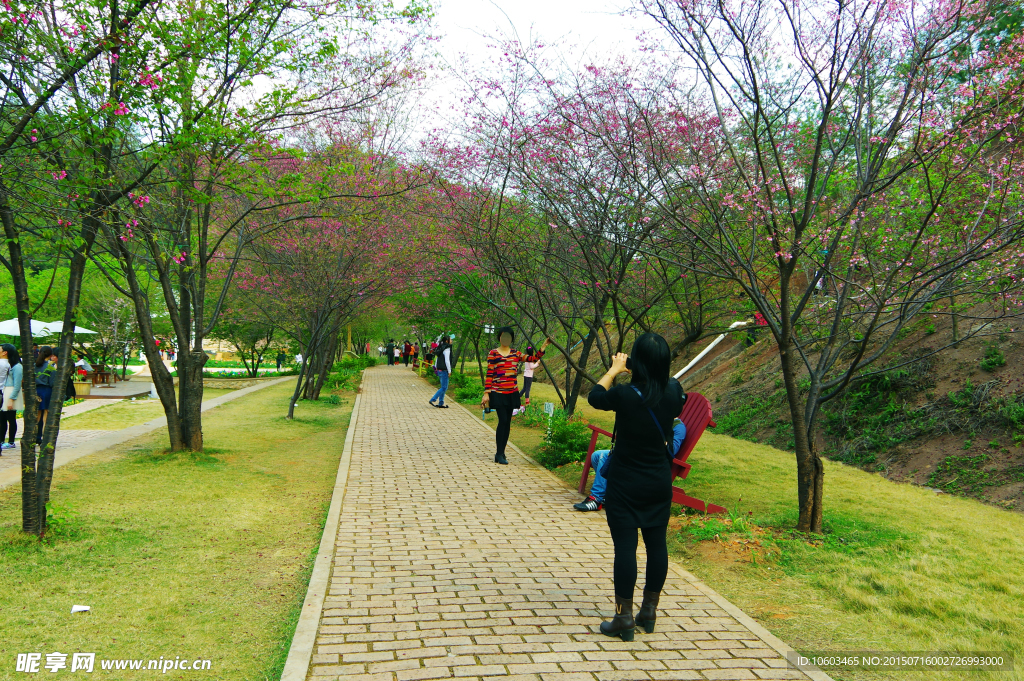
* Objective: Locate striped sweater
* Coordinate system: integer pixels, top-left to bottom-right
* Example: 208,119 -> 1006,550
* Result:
485,348 -> 545,394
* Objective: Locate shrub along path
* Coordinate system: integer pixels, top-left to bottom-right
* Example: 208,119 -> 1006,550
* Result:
300,365 -> 829,681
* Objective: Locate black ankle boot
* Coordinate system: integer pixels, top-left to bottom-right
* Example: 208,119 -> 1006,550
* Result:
495,453 -> 508,464
635,590 -> 660,633
599,595 -> 634,640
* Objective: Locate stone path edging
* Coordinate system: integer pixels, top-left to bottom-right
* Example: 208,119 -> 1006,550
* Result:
281,389 -> 363,681
0,376 -> 294,491
60,399 -> 122,417
666,568 -> 831,681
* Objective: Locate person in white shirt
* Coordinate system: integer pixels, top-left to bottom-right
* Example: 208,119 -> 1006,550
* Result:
0,355 -> 9,390
516,351 -> 540,414
0,353 -> 10,445
1,344 -> 23,450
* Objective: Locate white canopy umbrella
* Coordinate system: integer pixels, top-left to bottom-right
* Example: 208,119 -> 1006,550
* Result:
41,321 -> 98,335
0,318 -> 50,337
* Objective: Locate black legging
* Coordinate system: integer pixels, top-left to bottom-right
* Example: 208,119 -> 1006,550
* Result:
608,524 -> 669,600
1,409 -> 16,444
520,377 -> 533,399
494,405 -> 514,456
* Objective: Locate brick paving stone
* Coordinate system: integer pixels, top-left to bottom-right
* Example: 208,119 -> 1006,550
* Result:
0,428 -> 112,475
304,367 -> 823,681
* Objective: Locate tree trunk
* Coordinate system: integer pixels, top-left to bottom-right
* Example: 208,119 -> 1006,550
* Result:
310,334 -> 338,401
537,355 -> 566,408
117,251 -> 184,450
474,327 -> 485,388
304,330 -> 336,400
564,332 -> 595,416
456,331 -> 468,375
177,350 -> 207,451
34,209 -> 101,535
780,340 -> 824,533
0,196 -> 41,533
288,327 -> 321,419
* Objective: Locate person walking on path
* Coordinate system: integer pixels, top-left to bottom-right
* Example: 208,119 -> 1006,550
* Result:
0,344 -> 20,451
276,350 -> 286,371
403,340 -> 412,367
385,340 -> 395,365
428,336 -> 453,408
586,332 -> 685,641
481,328 -> 549,465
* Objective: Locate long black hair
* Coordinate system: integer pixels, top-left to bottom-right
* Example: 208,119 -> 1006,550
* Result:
36,345 -> 53,368
629,332 -> 671,406
1,343 -> 20,366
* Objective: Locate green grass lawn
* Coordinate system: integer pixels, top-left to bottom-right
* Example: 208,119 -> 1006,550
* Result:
61,389 -> 236,430
0,382 -> 357,680
668,433 -> 1024,681
496,379 -> 1024,681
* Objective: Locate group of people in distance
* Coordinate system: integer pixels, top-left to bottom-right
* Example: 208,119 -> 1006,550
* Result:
422,325 -> 685,641
380,339 -> 421,367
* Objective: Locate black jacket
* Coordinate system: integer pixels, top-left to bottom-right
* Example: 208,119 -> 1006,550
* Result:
588,379 -> 685,529
434,343 -> 452,372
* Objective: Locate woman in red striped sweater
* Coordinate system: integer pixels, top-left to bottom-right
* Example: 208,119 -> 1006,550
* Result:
481,327 -> 550,464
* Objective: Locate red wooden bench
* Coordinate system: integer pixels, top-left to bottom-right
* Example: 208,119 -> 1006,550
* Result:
577,392 -> 726,514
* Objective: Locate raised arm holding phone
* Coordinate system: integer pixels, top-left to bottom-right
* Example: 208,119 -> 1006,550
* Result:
481,328 -> 550,465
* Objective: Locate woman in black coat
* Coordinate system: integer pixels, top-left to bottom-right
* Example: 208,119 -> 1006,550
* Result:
588,332 -> 685,640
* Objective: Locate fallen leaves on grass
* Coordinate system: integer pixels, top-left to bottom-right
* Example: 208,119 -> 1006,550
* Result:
670,514 -> 780,565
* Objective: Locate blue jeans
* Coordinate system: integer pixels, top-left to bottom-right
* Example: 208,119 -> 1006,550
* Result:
589,449 -> 610,502
430,370 -> 449,405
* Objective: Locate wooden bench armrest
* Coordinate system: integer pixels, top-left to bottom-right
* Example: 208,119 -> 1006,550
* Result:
579,423 -> 613,493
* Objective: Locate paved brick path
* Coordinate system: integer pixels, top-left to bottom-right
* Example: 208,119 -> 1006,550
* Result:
307,366 -> 820,681
0,429 -> 112,474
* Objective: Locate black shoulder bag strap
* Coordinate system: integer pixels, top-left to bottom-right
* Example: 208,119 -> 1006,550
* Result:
631,384 -> 675,464
600,385 -> 673,479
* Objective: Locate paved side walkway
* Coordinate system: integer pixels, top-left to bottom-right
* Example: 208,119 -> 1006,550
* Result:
0,377 -> 294,490
305,367 -> 823,681
0,396 -> 121,473
0,430 -> 112,474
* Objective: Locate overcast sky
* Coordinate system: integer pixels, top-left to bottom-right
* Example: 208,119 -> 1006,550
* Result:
430,0 -> 649,61
400,0 -> 656,141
